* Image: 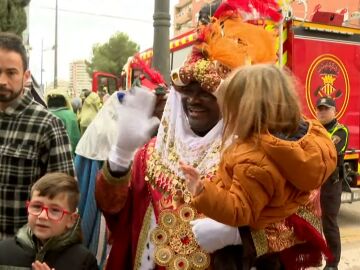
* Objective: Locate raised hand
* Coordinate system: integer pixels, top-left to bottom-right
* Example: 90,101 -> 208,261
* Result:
122,86 -> 157,117
32,261 -> 55,270
179,161 -> 204,196
109,87 -> 160,170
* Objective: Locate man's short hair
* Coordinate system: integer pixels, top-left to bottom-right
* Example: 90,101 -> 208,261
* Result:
0,32 -> 28,71
31,173 -> 80,212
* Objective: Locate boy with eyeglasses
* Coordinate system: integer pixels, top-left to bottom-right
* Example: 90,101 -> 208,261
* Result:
0,173 -> 98,270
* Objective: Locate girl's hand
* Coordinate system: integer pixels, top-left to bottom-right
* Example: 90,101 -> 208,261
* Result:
179,161 -> 204,196
32,261 -> 55,270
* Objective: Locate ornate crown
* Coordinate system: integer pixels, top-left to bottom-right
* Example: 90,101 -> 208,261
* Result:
171,0 -> 283,93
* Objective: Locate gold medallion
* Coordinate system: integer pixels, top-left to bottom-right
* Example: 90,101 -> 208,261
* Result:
155,246 -> 174,266
151,227 -> 168,246
160,211 -> 177,229
151,204 -> 210,269
170,255 -> 190,270
191,251 -> 210,269
179,205 -> 196,222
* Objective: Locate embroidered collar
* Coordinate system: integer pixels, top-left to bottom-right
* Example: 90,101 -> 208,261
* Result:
146,88 -> 222,202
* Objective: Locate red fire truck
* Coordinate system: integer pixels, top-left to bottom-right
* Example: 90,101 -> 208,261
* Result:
92,9 -> 360,202
91,71 -> 120,96
284,18 -> 360,203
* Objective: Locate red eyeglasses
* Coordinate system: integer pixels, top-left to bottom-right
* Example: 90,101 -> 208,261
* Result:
26,201 -> 71,221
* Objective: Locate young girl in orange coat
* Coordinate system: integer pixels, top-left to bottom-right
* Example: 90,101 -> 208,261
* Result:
180,64 -> 337,268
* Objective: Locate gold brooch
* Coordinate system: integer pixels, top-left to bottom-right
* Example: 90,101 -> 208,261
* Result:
151,205 -> 210,269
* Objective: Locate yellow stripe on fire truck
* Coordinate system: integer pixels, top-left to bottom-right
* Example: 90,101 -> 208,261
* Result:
265,22 -> 288,67
170,33 -> 195,50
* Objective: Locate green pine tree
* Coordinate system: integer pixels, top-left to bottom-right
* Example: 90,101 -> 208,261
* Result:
86,32 -> 140,76
0,0 -> 31,36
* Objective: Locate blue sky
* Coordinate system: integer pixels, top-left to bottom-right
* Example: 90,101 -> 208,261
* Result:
28,0 -> 177,87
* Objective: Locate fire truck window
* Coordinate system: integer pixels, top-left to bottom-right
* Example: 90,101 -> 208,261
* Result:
98,76 -> 107,93
132,69 -> 142,84
108,78 -> 117,95
97,76 -> 117,95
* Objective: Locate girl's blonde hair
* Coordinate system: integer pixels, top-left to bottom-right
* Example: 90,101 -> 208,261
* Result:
216,64 -> 301,143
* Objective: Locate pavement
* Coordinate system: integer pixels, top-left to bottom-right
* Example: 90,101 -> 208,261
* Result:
310,201 -> 360,270
336,202 -> 360,270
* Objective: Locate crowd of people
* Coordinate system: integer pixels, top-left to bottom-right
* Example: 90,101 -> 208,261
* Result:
0,1 -> 350,270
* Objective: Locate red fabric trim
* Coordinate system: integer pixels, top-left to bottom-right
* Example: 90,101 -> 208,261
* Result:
279,214 -> 333,270
103,140 -> 155,269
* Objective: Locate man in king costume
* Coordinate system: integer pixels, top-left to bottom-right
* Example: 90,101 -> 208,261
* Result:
95,1 -> 333,269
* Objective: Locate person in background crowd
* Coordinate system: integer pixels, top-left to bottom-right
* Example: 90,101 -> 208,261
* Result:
0,173 -> 98,270
71,96 -> 82,114
0,32 -> 74,240
46,89 -> 81,155
80,88 -> 91,104
98,86 -> 109,104
316,96 -> 349,270
78,90 -> 101,135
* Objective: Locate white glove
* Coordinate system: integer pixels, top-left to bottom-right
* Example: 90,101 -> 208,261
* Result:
108,87 -> 160,170
191,218 -> 242,253
123,86 -> 157,116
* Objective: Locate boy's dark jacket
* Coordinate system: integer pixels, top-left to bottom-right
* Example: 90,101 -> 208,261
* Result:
0,224 -> 98,270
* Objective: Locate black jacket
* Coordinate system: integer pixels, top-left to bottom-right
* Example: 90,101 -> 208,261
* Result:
0,224 -> 98,270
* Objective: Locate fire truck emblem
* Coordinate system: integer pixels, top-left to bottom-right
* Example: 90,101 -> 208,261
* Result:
305,54 -> 350,119
314,62 -> 341,98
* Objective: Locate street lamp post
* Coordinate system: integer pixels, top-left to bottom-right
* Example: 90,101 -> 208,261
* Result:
40,39 -> 44,91
54,0 -> 58,89
41,41 -> 55,92
152,0 -> 170,84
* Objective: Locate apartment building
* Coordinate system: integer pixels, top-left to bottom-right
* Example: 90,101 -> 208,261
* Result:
173,0 -> 218,36
69,60 -> 92,97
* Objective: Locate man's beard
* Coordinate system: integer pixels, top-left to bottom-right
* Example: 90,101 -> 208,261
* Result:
0,85 -> 24,103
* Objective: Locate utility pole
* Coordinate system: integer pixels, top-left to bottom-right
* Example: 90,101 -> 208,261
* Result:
54,0 -> 58,89
152,0 -> 170,84
40,39 -> 43,91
